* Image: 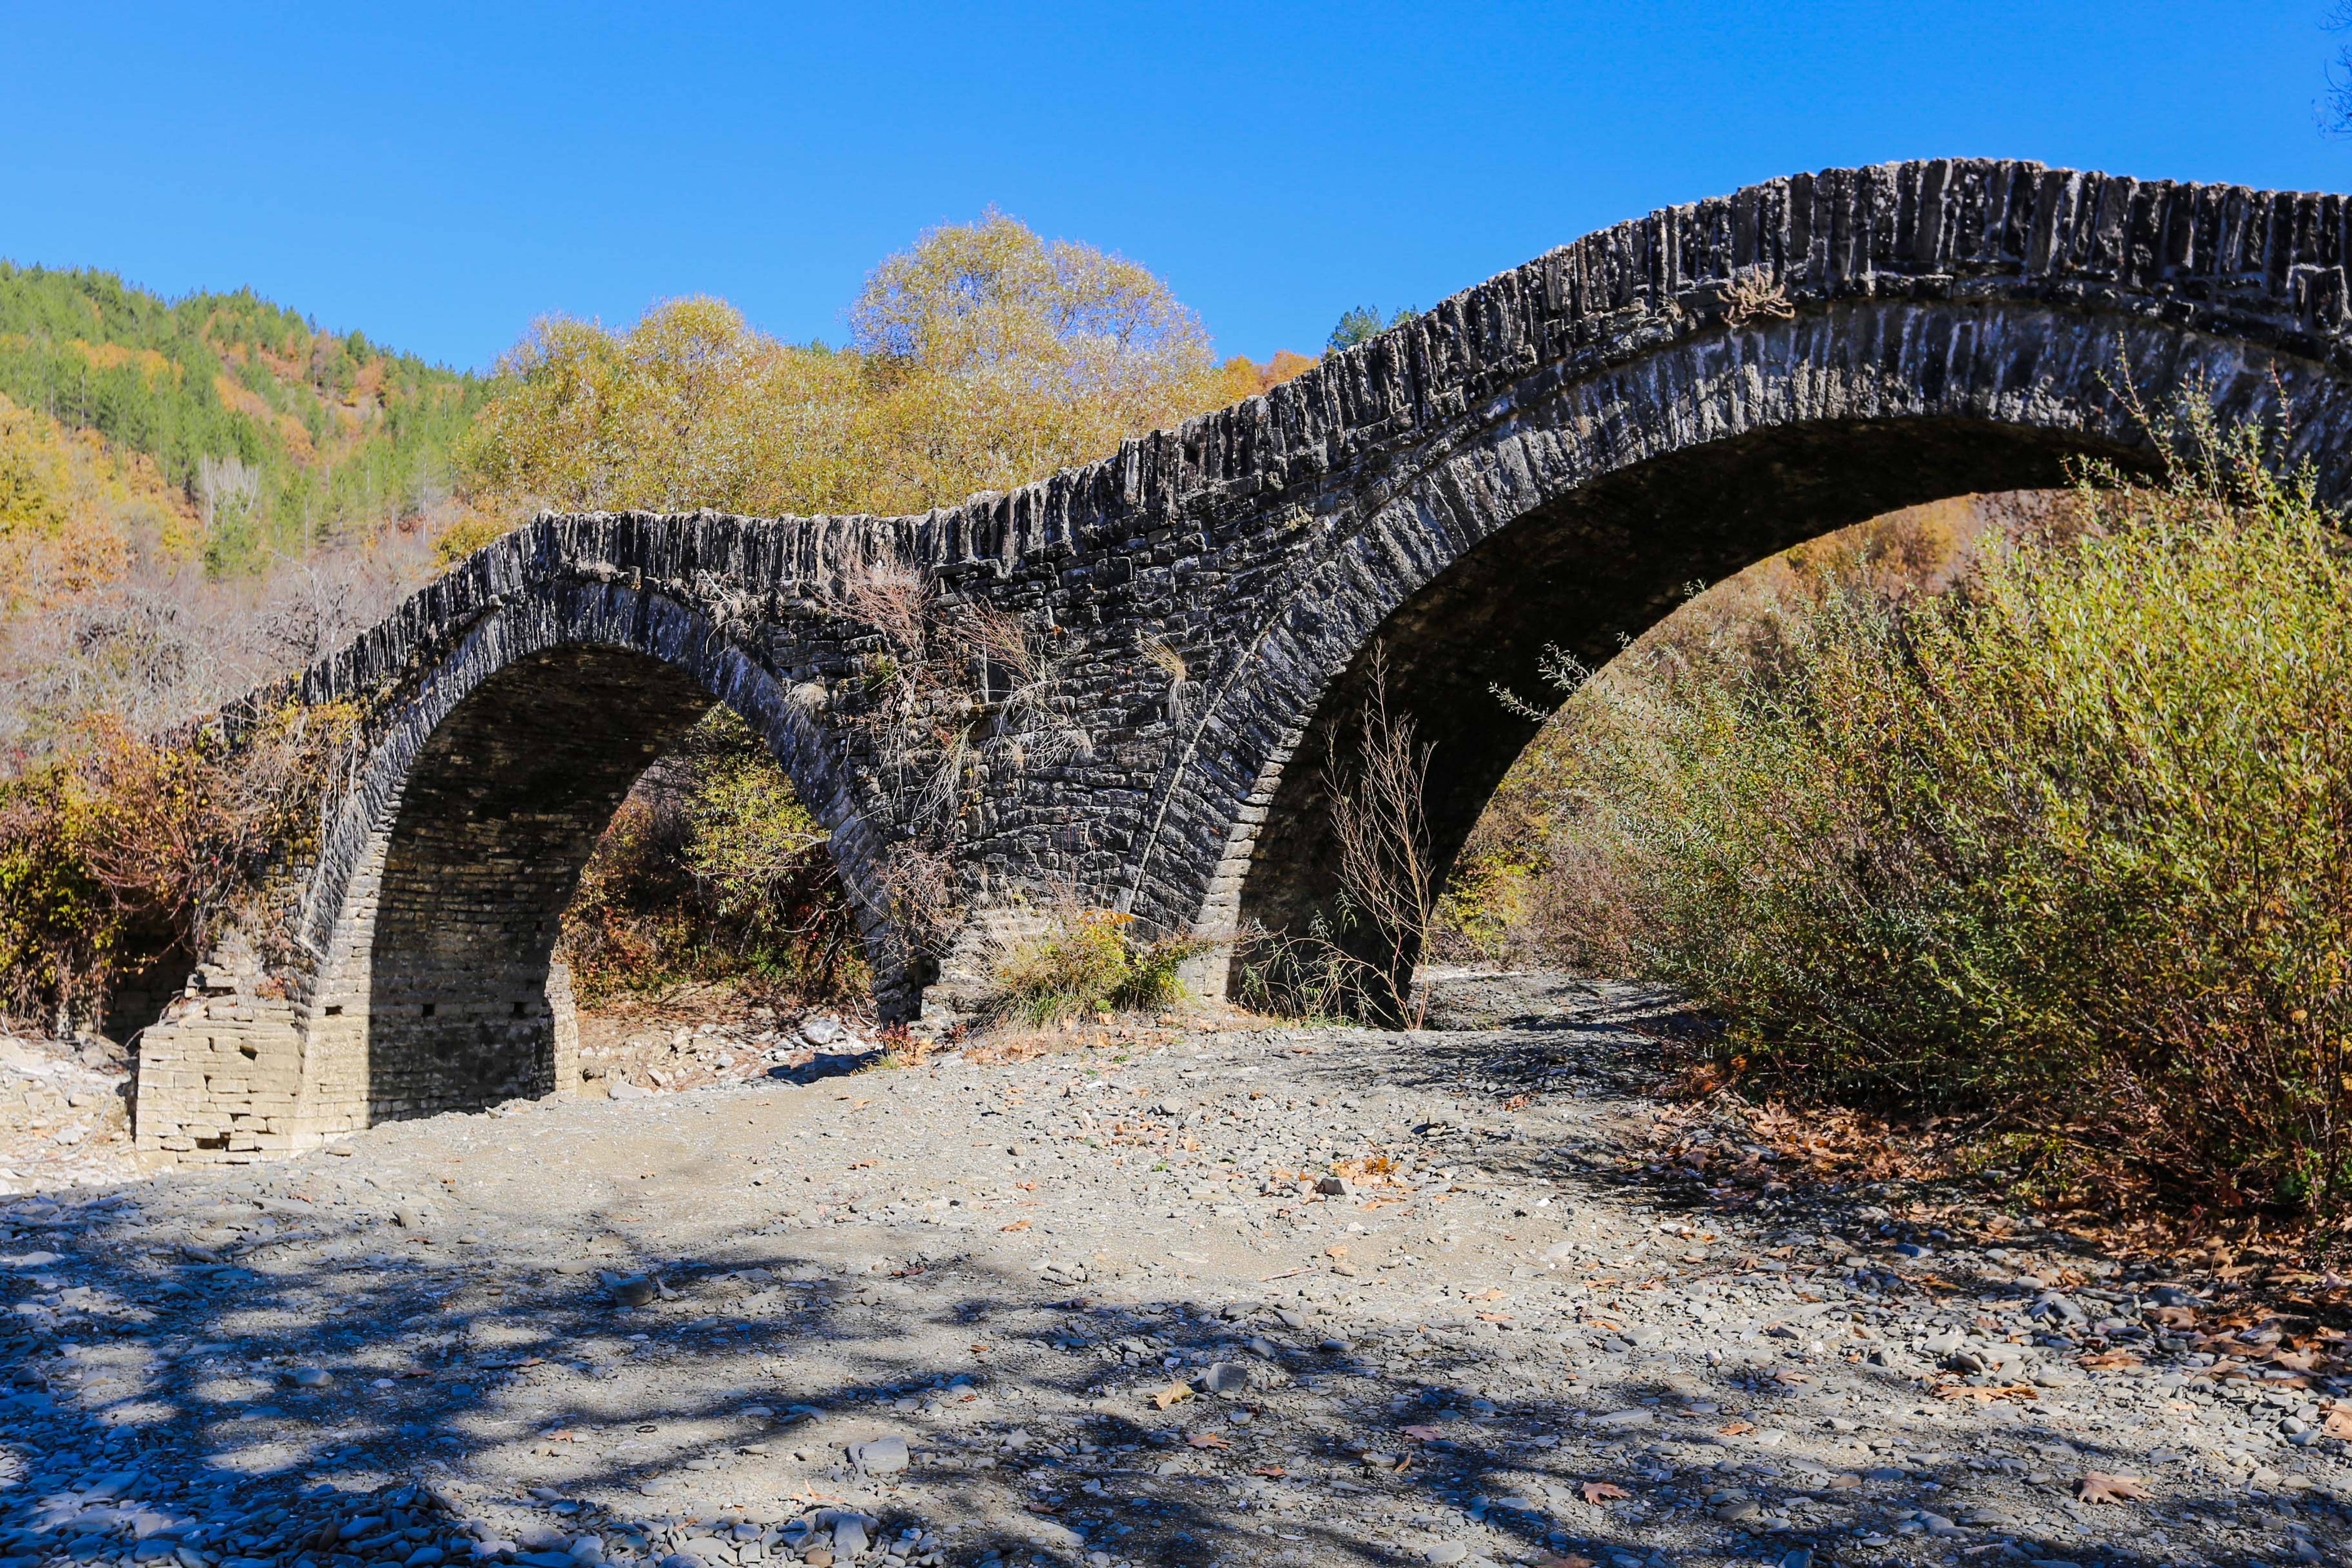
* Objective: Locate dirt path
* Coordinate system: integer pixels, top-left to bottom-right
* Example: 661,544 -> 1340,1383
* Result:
2,984 -> 2345,1568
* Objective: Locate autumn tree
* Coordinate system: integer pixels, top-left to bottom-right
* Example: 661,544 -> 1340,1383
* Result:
460,209 -> 1315,523
457,299 -> 870,517
844,208 -> 1228,507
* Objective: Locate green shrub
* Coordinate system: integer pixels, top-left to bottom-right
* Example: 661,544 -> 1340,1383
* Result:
990,906 -> 1207,1027
556,708 -> 865,1007
1430,849 -> 1538,966
1544,414 -> 2352,1211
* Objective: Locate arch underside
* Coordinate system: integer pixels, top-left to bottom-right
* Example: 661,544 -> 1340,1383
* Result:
1186,304 -> 2352,1004
295,584 -> 899,1132
1234,417 -> 2113,982
363,646 -> 713,1117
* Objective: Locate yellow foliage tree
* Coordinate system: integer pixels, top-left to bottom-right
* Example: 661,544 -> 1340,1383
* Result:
1211,349 -> 1318,405
458,299 -> 870,518
459,210 -> 1314,525
844,208 -> 1224,506
0,393 -> 195,607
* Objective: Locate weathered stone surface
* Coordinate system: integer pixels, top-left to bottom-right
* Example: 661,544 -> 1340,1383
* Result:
134,158 -> 2352,1154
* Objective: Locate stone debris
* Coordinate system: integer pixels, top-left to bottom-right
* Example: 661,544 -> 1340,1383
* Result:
0,1034 -> 139,1196
0,978 -> 2347,1568
576,1011 -> 876,1101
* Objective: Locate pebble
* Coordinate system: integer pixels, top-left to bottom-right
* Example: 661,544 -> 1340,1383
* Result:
850,1434 -> 910,1474
0,976 -> 2340,1568
1200,1361 -> 1250,1394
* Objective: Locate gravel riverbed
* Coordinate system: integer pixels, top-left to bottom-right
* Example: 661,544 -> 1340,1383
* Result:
2,981 -> 2347,1568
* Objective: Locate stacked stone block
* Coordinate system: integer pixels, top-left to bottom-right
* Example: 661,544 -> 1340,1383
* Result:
131,158 -> 2352,1157
131,967 -> 311,1159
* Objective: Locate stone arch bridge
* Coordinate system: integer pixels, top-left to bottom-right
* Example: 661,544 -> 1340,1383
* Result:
134,157 -> 2352,1157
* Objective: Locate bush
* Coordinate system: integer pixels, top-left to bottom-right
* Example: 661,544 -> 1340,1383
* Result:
556,707 -> 864,1008
1543,416 -> 2352,1211
0,762 -> 115,1025
989,905 -> 1207,1028
1429,850 -> 1539,967
0,702 -> 357,1029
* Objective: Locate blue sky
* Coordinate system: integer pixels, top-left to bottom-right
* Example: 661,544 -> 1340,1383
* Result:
5,2 -> 2349,371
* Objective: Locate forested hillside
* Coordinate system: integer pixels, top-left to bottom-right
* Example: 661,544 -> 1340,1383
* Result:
0,262 -> 484,575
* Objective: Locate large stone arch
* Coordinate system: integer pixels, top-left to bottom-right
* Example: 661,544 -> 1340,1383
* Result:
1126,298 -> 2352,1000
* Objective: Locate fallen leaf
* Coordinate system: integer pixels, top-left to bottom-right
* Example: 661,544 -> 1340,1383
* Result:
2078,1350 -> 2140,1369
2275,1349 -> 2321,1373
1537,1558 -> 1595,1568
1150,1382 -> 1194,1411
1400,1424 -> 1446,1442
1936,1384 -> 2038,1403
1472,1288 -> 1507,1302
1251,1465 -> 1286,1477
1186,1432 -> 1229,1449
1326,1245 -> 1349,1259
1476,1312 -> 1514,1325
2324,1408 -> 2352,1440
1000,1219 -> 1031,1231
1718,1420 -> 1755,1436
1581,1480 -> 1631,1505
2077,1472 -> 2150,1505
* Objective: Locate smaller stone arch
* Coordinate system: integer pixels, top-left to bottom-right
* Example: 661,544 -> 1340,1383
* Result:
134,565 -> 899,1155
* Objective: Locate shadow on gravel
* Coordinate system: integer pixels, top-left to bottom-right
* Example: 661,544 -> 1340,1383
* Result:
1,988 -> 2341,1568
3,1180 -> 1474,1568
0,1193 -> 2330,1568
764,1050 -> 886,1087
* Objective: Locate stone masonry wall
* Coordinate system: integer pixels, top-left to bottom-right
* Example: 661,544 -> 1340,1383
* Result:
135,159 -> 2352,1154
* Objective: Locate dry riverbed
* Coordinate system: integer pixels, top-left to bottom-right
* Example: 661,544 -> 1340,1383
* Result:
2,980 -> 2348,1568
